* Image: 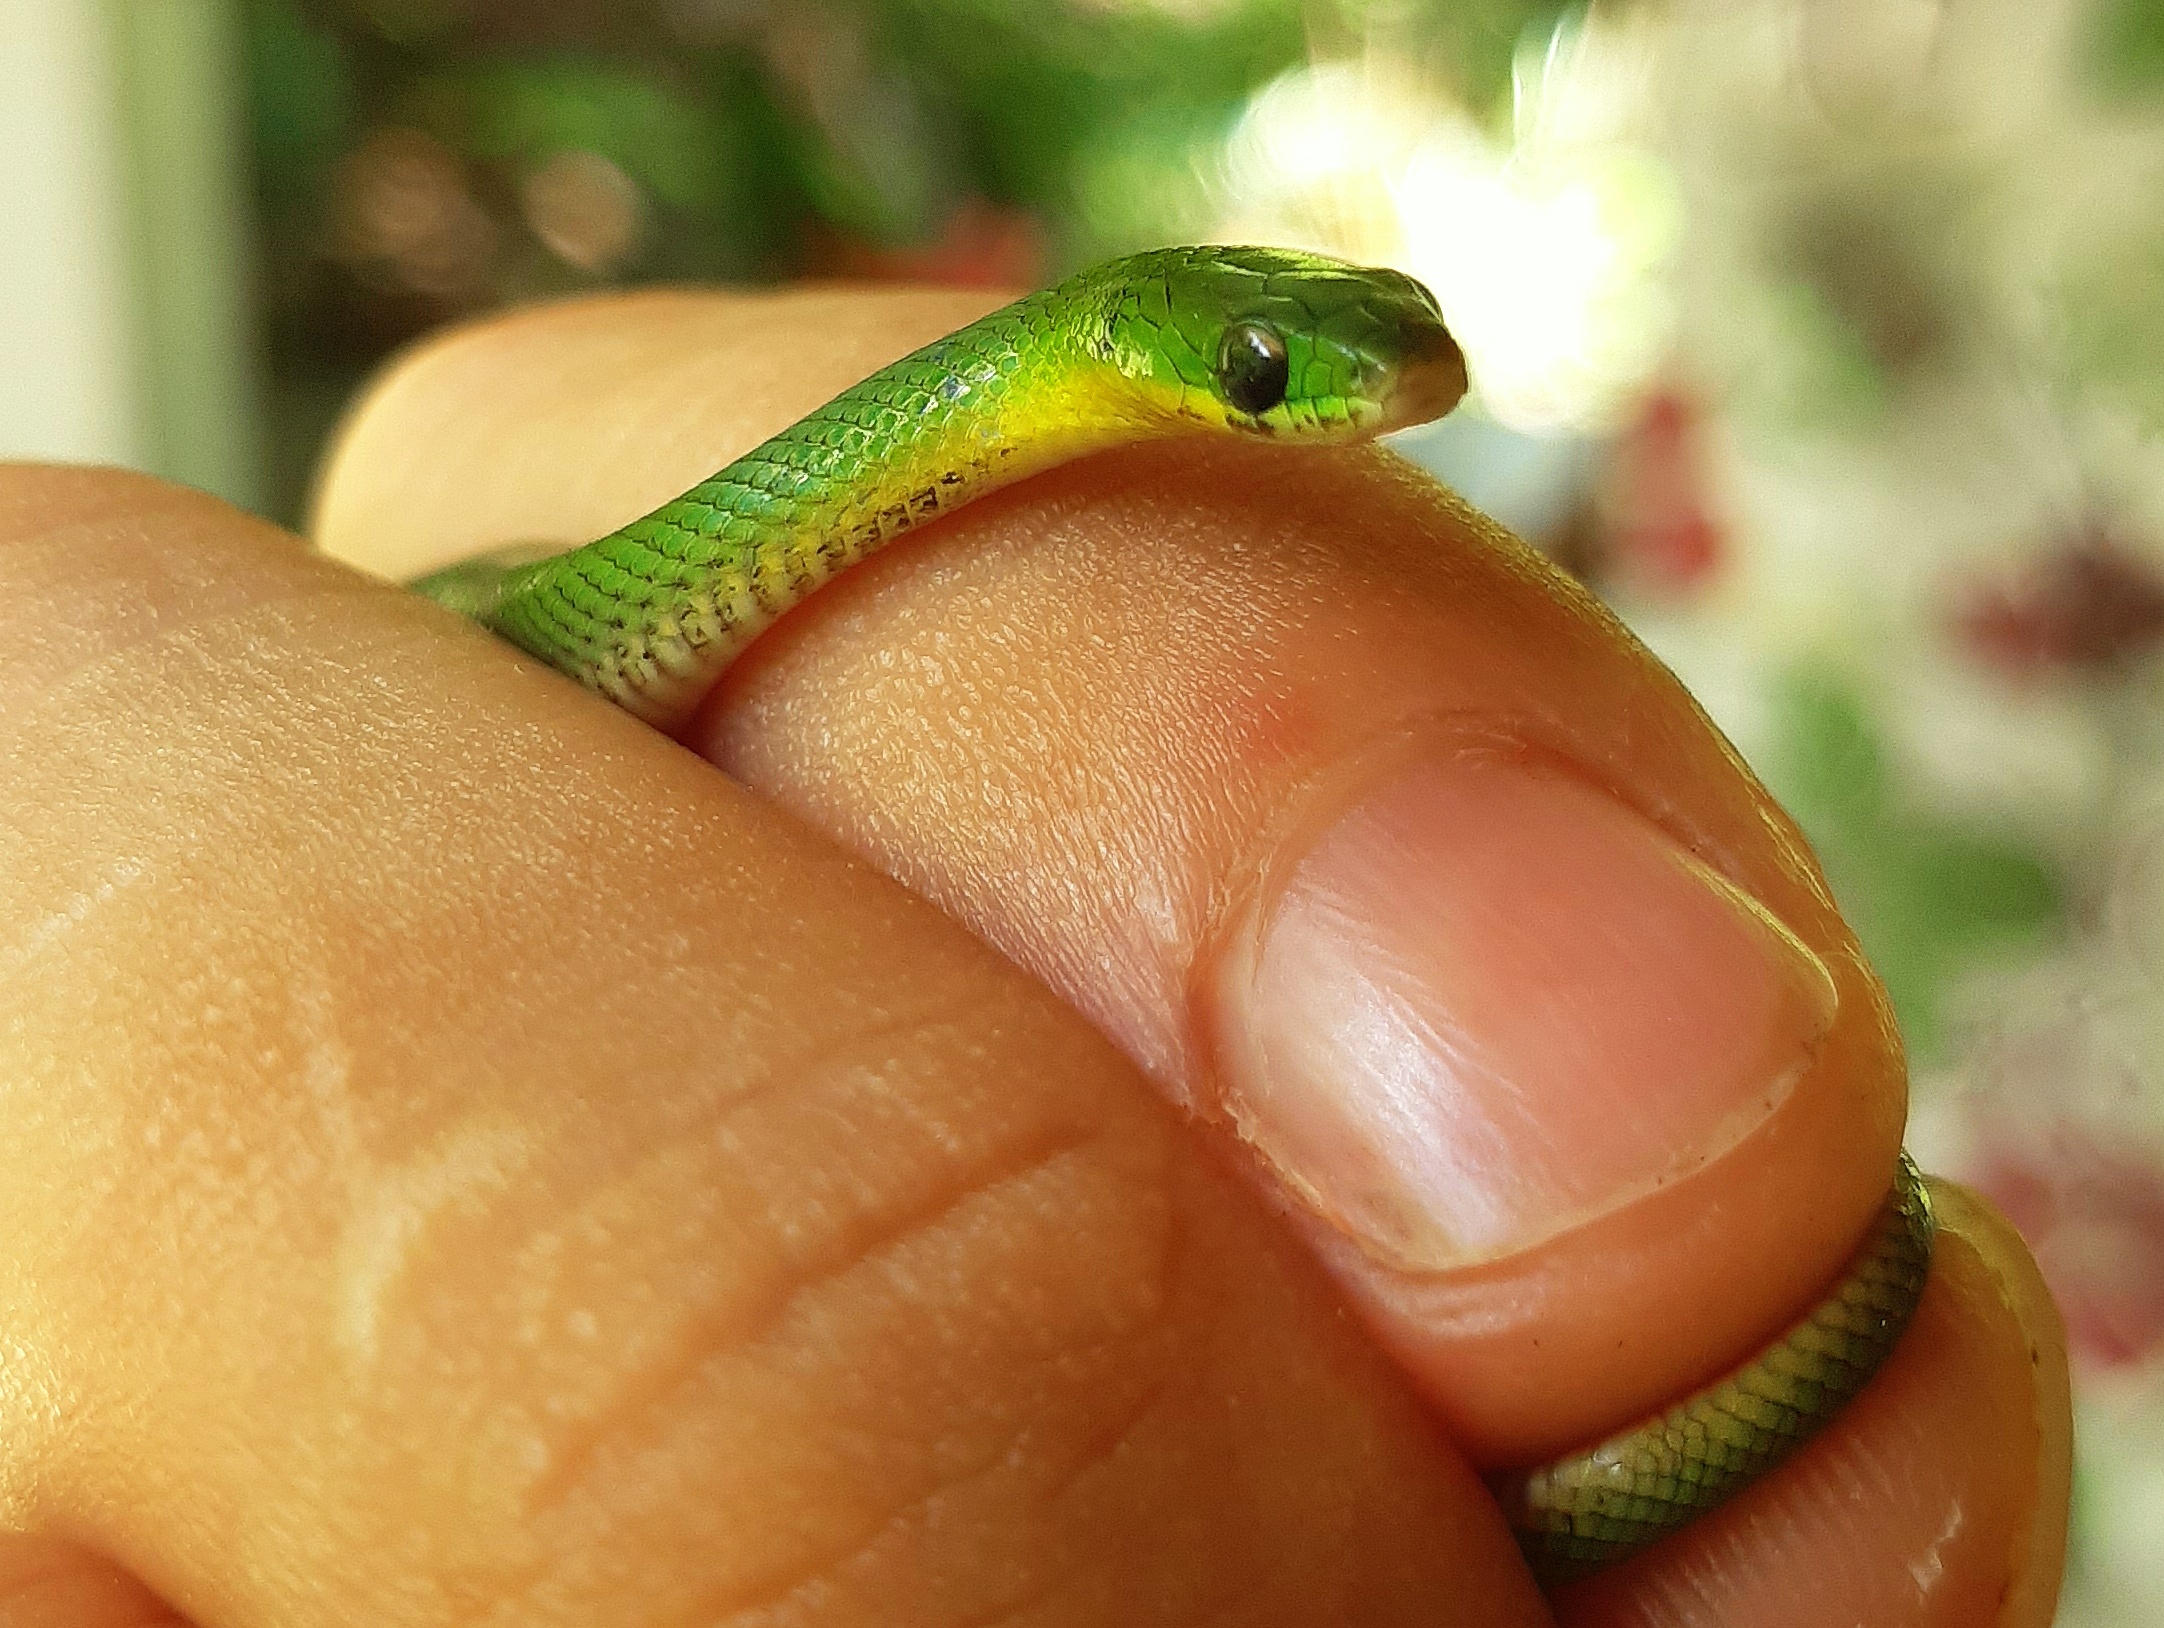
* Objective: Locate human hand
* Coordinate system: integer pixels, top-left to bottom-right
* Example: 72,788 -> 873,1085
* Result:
0,285 -> 2067,1625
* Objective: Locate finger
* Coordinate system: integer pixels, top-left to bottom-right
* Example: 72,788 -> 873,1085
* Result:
0,466 -> 1545,1626
309,287 -> 1007,586
0,1535 -> 188,1628
1550,1179 -> 2072,1627
315,290 -> 1903,1470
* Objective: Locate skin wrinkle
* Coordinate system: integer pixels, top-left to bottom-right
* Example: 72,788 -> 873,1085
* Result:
38,614 -> 1034,1550
705,1333 -> 1173,1628
516,1132 -> 1172,1627
0,487 -> 378,721
1032,1361 -> 1178,1510
0,627 -> 363,1017
516,1121 -> 1113,1522
691,1352 -> 1150,1628
575,1073 -> 1255,1619
678,1466 -> 1015,1626
276,955 -> 540,1376
713,471 -> 1307,1099
6,653 -> 566,1350
300,285 -> 2042,1619
493,986 -> 1021,1325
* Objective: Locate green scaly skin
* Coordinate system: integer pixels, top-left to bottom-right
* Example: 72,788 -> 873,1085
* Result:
413,244 -> 1935,1584
1497,1153 -> 1935,1585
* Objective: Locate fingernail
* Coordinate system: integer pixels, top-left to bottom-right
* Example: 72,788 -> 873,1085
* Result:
1208,744 -> 1838,1273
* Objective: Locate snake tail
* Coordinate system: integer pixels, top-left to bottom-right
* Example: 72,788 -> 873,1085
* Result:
1496,1153 -> 1935,1587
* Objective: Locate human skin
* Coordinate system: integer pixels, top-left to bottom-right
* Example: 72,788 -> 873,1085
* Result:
0,286 -> 2067,1626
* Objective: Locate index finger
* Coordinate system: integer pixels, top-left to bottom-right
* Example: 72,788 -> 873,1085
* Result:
0,463 -> 1542,1625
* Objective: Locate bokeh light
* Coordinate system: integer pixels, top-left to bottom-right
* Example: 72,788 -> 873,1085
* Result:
521,148 -> 646,274
1216,23 -> 1679,432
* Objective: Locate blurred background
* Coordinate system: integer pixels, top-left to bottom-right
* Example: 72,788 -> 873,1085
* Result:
3,0 -> 2162,1616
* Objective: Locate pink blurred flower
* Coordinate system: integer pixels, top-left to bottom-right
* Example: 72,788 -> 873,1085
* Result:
1956,524 -> 2164,677
1973,1126 -> 2164,1371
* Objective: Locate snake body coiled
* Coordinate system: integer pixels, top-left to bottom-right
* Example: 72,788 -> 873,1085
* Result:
413,245 -> 1934,1584
1499,1154 -> 1934,1583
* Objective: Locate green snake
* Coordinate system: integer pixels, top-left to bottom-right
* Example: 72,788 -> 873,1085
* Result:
412,244 -> 1936,1585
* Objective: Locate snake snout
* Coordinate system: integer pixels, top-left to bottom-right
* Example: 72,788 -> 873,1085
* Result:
1380,321 -> 1470,432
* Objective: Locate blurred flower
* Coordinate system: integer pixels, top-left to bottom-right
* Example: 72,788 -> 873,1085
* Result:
521,149 -> 647,275
1215,18 -> 1679,433
1588,386 -> 1727,593
333,126 -> 499,301
1957,521 -> 2164,676
1974,1126 -> 2164,1371
1644,0 -> 2148,436
1394,129 -> 1675,433
1218,59 -> 1432,267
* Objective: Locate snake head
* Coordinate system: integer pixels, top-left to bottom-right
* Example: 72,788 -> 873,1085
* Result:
1080,245 -> 1468,440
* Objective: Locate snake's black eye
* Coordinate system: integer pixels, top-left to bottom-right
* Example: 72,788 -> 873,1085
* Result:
1217,321 -> 1289,417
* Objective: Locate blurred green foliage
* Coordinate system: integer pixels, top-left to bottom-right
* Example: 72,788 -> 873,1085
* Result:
245,0 -> 1577,269
2093,0 -> 2164,96
249,0 -> 355,217
235,0 -> 2126,1110
1764,667 -> 2065,1061
2062,213 -> 2164,438
240,0 -> 1574,520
